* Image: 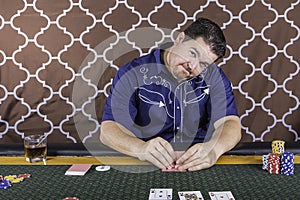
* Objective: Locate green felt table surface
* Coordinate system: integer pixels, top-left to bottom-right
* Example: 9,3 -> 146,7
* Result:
0,164 -> 299,200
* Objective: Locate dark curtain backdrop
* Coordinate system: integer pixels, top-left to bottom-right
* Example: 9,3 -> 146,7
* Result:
0,0 -> 299,145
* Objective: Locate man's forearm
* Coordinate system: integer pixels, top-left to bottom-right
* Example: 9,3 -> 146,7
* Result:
211,115 -> 241,158
100,120 -> 145,158
100,120 -> 177,169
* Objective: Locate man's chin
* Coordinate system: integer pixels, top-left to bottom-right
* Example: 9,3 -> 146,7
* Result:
176,76 -> 189,82
171,71 -> 190,82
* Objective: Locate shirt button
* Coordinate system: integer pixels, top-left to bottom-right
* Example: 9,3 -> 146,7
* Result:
176,106 -> 180,109
176,127 -> 180,130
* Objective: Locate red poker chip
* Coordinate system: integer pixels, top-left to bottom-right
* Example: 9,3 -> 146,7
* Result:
62,197 -> 79,200
18,174 -> 31,179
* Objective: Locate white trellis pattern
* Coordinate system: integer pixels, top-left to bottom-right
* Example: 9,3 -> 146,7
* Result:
0,0 -> 299,144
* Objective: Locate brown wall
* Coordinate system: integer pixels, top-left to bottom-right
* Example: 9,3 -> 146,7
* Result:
0,0 -> 299,144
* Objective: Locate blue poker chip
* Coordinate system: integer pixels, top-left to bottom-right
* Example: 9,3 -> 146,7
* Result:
0,179 -> 10,184
0,179 -> 11,189
0,184 -> 11,189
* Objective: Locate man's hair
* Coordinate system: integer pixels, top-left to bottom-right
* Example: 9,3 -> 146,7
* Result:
184,18 -> 226,61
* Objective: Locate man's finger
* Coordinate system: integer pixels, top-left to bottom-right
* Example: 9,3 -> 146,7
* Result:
151,146 -> 173,168
178,155 -> 211,170
159,140 -> 176,161
187,162 -> 211,171
147,152 -> 171,169
177,156 -> 199,170
176,146 -> 198,165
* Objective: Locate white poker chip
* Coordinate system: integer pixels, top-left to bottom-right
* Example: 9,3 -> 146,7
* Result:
95,165 -> 111,172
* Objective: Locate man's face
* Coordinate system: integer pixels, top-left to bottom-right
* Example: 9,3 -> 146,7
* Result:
165,33 -> 218,81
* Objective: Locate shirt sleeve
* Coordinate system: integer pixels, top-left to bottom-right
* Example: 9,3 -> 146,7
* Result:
205,64 -> 238,124
102,65 -> 142,136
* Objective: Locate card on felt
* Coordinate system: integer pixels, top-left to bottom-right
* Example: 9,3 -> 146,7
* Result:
209,191 -> 235,200
149,188 -> 172,200
161,167 -> 186,172
178,191 -> 204,200
65,164 -> 92,176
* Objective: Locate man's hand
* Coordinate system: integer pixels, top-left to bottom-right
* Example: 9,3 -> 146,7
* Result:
136,137 -> 177,169
175,143 -> 218,171
175,116 -> 241,171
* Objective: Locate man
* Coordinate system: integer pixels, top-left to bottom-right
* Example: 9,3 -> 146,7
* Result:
100,18 -> 241,171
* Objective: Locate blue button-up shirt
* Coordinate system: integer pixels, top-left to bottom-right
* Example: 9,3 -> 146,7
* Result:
102,46 -> 238,145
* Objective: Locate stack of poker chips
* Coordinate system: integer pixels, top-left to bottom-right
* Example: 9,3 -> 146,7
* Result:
267,153 -> 280,174
281,152 -> 295,175
262,140 -> 294,175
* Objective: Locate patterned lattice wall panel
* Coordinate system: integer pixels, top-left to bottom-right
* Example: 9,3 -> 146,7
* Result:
0,0 -> 299,144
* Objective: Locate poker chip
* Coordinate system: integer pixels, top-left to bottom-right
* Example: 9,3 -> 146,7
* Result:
10,177 -> 24,183
18,173 -> 31,179
62,197 -> 80,200
3,176 -> 23,184
95,165 -> 110,172
0,172 -> 31,190
0,179 -> 12,189
0,184 -> 11,189
4,175 -> 17,181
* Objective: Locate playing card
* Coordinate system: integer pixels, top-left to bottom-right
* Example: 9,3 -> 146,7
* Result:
149,188 -> 172,200
64,164 -> 92,176
161,167 -> 186,172
178,191 -> 204,200
209,191 -> 235,200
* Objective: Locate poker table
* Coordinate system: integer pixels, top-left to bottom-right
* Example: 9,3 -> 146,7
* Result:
1,142 -> 300,199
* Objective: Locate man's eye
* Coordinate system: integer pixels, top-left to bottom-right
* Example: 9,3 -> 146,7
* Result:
199,62 -> 209,69
189,50 -> 196,58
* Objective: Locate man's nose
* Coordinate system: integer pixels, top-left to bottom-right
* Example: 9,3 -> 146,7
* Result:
184,62 -> 196,71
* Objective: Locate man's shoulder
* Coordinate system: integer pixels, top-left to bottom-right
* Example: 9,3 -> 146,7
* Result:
116,49 -> 162,79
203,64 -> 228,83
120,49 -> 160,70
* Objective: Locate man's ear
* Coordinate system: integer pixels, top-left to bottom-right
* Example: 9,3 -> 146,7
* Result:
174,32 -> 185,46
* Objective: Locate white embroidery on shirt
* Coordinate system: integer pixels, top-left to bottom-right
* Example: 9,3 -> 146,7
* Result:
140,67 -> 172,103
137,67 -> 211,123
138,87 -> 173,118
